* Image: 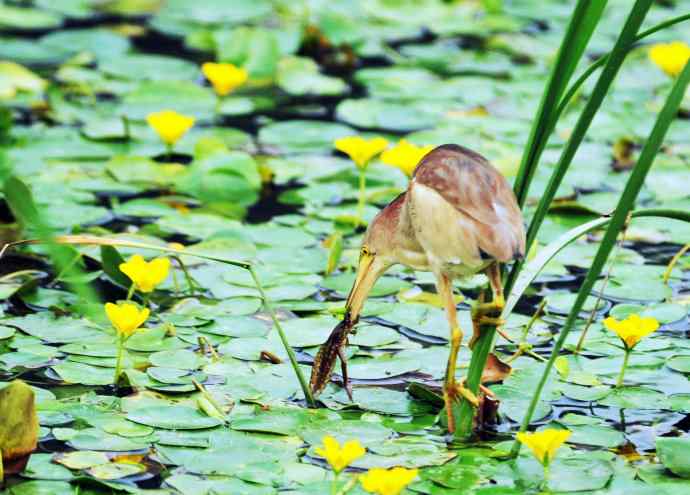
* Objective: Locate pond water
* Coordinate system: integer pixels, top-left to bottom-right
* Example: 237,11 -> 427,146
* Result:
0,1 -> 689,494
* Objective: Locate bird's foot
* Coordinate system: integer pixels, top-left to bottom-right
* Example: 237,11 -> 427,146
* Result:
443,379 -> 480,432
470,297 -> 506,348
471,298 -> 505,319
455,378 -> 480,407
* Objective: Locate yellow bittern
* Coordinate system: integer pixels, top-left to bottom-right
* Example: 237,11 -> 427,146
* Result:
310,144 -> 525,432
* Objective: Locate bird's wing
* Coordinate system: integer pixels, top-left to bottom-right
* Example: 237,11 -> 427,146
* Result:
413,144 -> 525,262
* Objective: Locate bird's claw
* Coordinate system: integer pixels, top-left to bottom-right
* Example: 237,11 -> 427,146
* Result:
471,299 -> 504,320
470,297 -> 506,348
456,378 -> 480,407
443,379 -> 480,433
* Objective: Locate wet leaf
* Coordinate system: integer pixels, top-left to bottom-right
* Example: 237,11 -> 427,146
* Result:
656,437 -> 690,479
127,405 -> 223,429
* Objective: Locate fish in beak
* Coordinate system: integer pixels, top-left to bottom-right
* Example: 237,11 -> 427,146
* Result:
310,251 -> 389,399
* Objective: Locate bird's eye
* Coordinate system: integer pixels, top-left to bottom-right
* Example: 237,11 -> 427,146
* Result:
361,246 -> 370,257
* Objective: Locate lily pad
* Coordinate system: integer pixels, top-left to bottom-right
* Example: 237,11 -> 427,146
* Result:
127,406 -> 223,430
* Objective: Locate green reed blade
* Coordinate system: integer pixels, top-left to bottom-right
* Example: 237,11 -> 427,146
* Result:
510,56 -> 690,456
512,0 -> 608,208
505,0 -> 655,297
555,13 -> 690,119
4,176 -> 101,318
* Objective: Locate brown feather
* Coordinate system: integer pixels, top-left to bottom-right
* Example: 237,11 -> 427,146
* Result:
412,144 -> 525,262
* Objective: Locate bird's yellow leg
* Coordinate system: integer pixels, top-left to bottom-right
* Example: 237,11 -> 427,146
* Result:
470,263 -> 506,348
437,273 -> 478,433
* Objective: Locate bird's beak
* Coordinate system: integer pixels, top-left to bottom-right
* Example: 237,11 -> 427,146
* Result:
343,252 -> 387,326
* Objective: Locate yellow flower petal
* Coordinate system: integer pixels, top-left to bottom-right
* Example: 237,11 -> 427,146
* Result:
517,429 -> 571,465
360,467 -> 418,495
334,136 -> 389,169
105,302 -> 149,338
380,140 -> 434,177
146,110 -> 195,146
649,41 -> 690,77
202,62 -> 248,96
603,314 -> 659,350
119,255 -> 170,293
314,436 -> 365,473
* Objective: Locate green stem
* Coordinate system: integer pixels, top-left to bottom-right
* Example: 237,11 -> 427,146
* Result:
52,252 -> 83,284
542,462 -> 551,491
616,349 -> 631,387
663,242 -> 690,285
454,313 -> 497,438
171,263 -> 180,294
126,284 -> 135,301
113,333 -> 124,385
249,266 -> 316,407
122,115 -> 130,141
357,168 -> 367,226
331,471 -> 339,495
335,475 -> 357,495
173,255 -> 196,295
520,299 -> 546,343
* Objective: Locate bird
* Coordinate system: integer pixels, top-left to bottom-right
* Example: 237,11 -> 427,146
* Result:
310,144 -> 526,432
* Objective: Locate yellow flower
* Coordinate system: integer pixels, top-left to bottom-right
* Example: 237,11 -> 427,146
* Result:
380,140 -> 434,177
603,314 -> 659,350
105,302 -> 149,338
516,428 -> 571,466
146,110 -> 195,146
334,136 -> 389,169
314,436 -> 365,473
119,254 -> 170,293
649,41 -> 690,77
201,62 -> 248,96
360,467 -> 418,495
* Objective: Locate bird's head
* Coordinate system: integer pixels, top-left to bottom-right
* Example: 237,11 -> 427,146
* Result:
342,194 -> 404,326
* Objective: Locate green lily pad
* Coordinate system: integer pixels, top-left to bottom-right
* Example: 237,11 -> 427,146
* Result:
149,349 -> 206,370
8,480 -> 74,495
336,98 -> 443,132
54,450 -> 109,469
0,325 -> 16,339
0,5 -> 62,30
599,386 -> 671,410
127,406 -> 223,430
22,453 -> 74,481
258,120 -> 354,154
656,436 -> 690,478
87,462 -> 146,480
667,355 -> 690,374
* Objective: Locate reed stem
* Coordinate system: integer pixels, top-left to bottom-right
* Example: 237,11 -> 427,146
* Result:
249,266 -> 316,407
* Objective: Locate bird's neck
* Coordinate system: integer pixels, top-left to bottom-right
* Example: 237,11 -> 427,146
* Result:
393,192 -> 431,270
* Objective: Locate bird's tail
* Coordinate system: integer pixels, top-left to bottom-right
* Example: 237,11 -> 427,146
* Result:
309,319 -> 352,397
